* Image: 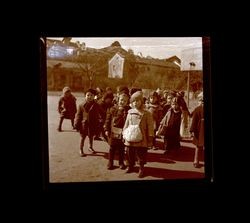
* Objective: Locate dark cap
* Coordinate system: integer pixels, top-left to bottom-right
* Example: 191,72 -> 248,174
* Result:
86,88 -> 97,95
117,86 -> 129,95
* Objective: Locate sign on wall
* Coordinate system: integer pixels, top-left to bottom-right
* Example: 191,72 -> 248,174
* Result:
108,53 -> 124,78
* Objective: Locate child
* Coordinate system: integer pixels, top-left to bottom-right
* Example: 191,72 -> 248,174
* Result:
162,93 -> 174,117
177,91 -> 191,138
57,86 -> 77,132
104,93 -> 130,170
74,88 -> 103,157
96,91 -> 114,141
146,91 -> 163,150
190,92 -> 204,168
123,91 -> 154,178
156,97 -> 182,155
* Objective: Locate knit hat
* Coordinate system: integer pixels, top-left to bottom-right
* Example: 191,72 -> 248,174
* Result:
163,90 -> 168,95
130,87 -> 142,96
130,91 -> 143,103
62,86 -> 71,94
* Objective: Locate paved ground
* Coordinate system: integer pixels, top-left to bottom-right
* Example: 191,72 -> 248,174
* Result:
47,92 -> 205,183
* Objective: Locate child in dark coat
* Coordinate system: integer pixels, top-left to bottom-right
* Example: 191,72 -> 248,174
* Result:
156,97 -> 182,155
74,89 -> 103,157
190,92 -> 204,168
96,92 -> 114,141
57,86 -> 77,132
104,93 -> 130,170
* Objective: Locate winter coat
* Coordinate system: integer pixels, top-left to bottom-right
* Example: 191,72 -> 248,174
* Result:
74,101 -> 103,136
146,103 -> 163,130
123,108 -> 154,148
190,104 -> 204,147
104,105 -> 130,145
157,108 -> 182,138
58,94 -> 77,119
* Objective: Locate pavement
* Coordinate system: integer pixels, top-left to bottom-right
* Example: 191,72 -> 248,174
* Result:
47,93 -> 205,183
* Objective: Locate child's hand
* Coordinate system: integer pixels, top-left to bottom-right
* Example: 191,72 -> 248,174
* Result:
105,131 -> 109,137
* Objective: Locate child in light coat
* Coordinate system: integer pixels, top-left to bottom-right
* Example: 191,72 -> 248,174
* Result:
123,91 -> 154,178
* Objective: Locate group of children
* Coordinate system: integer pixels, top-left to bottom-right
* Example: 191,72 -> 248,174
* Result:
56,86 -> 204,178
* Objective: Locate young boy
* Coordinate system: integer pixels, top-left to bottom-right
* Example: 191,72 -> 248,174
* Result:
74,88 -> 103,157
57,86 -> 77,132
104,93 -> 130,170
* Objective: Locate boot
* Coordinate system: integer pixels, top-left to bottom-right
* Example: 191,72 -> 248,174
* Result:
119,162 -> 126,169
107,148 -> 115,169
79,138 -> 86,157
107,161 -> 114,170
57,117 -> 63,132
138,165 -> 144,178
126,166 -> 134,173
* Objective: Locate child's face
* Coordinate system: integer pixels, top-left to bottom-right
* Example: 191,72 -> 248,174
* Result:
149,96 -> 157,104
64,91 -> 71,97
171,102 -> 179,111
167,95 -> 173,104
132,99 -> 142,109
85,92 -> 95,102
118,95 -> 128,107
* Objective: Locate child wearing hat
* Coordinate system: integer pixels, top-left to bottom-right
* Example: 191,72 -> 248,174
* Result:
74,88 -> 104,157
104,93 -> 130,170
57,86 -> 77,132
156,97 -> 182,155
123,91 -> 154,178
190,92 -> 204,168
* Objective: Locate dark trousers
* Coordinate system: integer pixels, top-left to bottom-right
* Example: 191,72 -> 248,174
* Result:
108,144 -> 125,166
58,117 -> 74,130
126,146 -> 148,167
79,133 -> 94,151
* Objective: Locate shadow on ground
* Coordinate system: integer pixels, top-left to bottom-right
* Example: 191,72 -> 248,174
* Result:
142,166 -> 204,179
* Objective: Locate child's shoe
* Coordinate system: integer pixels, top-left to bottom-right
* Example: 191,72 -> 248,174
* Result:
88,147 -> 96,154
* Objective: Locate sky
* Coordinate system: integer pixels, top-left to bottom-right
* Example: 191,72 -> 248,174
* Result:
47,37 -> 202,59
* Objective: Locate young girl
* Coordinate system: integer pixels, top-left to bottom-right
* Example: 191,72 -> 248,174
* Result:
104,93 -> 130,170
57,86 -> 77,132
74,89 -> 103,157
123,91 -> 154,178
